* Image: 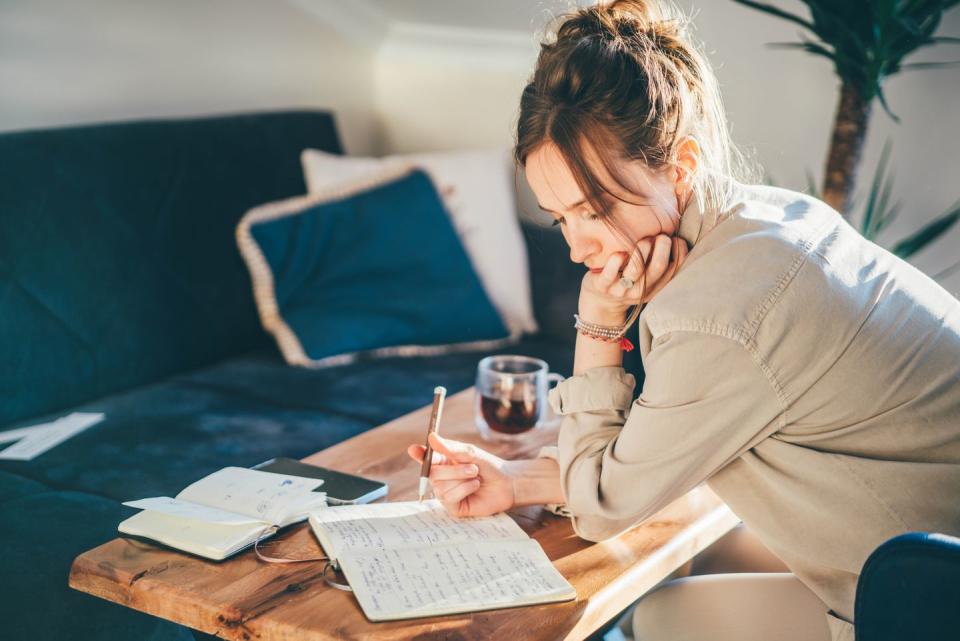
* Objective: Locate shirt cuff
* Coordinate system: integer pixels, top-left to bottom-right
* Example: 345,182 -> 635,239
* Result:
547,366 -> 636,415
536,446 -> 572,518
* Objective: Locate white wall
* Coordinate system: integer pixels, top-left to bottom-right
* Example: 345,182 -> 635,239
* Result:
0,0 -> 384,154
369,3 -> 960,293
1,0 -> 957,291
374,23 -> 537,154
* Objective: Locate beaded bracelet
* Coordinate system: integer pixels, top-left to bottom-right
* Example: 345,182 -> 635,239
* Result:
573,314 -> 636,351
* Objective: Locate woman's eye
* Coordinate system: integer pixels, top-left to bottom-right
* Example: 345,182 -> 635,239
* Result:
551,217 -> 565,227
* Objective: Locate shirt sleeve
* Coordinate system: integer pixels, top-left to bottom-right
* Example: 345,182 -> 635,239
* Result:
548,330 -> 785,541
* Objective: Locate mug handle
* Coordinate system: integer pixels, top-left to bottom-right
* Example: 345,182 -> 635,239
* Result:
543,372 -> 565,428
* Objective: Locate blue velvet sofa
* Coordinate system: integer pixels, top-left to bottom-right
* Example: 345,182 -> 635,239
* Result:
0,110 -> 645,641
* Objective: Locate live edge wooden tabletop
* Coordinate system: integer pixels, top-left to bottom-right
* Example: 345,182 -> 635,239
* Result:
70,387 -> 739,641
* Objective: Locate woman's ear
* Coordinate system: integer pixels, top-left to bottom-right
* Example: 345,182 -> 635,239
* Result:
673,136 -> 701,195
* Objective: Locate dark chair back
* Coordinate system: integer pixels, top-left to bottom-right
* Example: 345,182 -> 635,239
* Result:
855,531 -> 960,641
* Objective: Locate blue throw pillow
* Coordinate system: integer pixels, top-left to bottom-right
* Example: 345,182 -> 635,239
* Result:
237,167 -> 513,367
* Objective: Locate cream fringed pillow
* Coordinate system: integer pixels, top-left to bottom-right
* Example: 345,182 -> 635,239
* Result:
236,167 -> 513,368
300,148 -> 539,337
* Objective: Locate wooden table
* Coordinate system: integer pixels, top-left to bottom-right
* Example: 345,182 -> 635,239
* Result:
70,388 -> 739,641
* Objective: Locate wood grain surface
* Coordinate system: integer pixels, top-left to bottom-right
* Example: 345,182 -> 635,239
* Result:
70,387 -> 738,640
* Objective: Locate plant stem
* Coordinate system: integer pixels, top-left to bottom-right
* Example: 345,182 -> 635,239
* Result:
933,258 -> 960,282
822,80 -> 872,217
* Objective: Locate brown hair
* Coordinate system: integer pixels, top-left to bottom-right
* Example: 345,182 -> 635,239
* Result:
515,0 -> 751,226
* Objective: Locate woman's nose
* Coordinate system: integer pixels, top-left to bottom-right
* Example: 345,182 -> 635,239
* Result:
567,231 -> 599,264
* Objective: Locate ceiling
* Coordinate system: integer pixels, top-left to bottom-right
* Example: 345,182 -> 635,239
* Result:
364,0 -> 592,33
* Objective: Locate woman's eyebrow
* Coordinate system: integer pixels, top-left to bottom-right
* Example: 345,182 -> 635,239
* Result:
539,191 -> 653,214
537,198 -> 587,215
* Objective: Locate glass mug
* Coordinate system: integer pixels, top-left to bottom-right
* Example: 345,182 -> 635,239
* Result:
474,355 -> 564,441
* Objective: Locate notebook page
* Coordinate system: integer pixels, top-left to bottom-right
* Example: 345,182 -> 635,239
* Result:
176,467 -> 325,525
308,500 -> 527,561
123,497 -> 265,525
118,509 -> 274,561
338,539 -> 576,621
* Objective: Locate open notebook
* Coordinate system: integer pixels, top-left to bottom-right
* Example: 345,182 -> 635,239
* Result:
118,467 -> 328,560
309,500 -> 576,621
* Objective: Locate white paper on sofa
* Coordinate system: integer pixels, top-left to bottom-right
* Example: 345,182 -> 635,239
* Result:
0,412 -> 104,460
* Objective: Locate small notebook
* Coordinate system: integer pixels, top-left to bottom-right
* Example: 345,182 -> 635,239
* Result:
308,500 -> 576,621
118,467 -> 328,560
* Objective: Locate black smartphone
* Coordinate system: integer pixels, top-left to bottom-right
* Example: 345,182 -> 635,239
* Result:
251,457 -> 388,505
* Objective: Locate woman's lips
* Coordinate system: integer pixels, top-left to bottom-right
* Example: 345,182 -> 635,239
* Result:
590,267 -> 629,276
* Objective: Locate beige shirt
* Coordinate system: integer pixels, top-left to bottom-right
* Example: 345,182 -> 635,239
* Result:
547,183 -> 960,640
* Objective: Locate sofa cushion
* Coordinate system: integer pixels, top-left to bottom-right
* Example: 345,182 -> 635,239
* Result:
0,337 -> 575,502
0,468 -> 46,503
301,147 -> 538,337
237,167 -> 511,368
0,475 -> 193,641
0,111 -> 342,428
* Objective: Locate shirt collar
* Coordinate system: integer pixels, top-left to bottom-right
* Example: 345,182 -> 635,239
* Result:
677,182 -> 740,249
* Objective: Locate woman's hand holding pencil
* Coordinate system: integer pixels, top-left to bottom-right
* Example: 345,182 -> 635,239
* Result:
408,434 -> 516,518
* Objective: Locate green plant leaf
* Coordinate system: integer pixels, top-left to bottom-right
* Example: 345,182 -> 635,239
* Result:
875,85 -> 901,122
899,60 -> 960,69
861,141 -> 901,238
802,0 -> 869,53
733,0 -> 959,112
860,141 -> 894,239
872,172 -> 901,236
768,41 -> 838,65
731,0 -> 817,31
875,201 -> 902,236
932,257 -> 960,281
890,202 -> 960,258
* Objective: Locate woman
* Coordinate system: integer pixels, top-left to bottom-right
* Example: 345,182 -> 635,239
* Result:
407,2 -> 960,640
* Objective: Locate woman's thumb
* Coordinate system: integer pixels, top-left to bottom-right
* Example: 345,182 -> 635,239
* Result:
428,433 -> 475,463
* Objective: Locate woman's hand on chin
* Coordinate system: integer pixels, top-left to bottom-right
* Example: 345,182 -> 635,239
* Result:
579,233 -> 689,321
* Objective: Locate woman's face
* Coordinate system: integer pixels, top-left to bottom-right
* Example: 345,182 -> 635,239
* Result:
524,141 -> 683,274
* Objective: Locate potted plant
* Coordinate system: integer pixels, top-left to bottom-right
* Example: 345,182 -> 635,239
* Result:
733,0 -> 960,279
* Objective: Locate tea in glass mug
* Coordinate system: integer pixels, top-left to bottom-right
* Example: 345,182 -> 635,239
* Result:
474,355 -> 564,441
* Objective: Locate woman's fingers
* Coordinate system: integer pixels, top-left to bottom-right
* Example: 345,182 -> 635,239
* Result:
580,231 -> 691,310
597,252 -> 628,290
430,463 -> 479,482
619,244 -> 646,287
435,478 -> 481,509
643,236 -> 688,302
407,444 -> 424,463
406,444 -> 449,465
428,433 -> 481,465
635,238 -> 653,265
613,234 -> 688,303
644,234 -> 674,288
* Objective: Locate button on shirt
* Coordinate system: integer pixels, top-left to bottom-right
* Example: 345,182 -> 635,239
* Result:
548,183 -> 960,641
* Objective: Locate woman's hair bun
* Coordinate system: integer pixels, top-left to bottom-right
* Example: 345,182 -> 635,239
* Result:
517,0 -> 752,217
555,0 -> 684,47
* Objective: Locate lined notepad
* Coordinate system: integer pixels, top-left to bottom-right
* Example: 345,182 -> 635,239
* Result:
309,500 -> 575,621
